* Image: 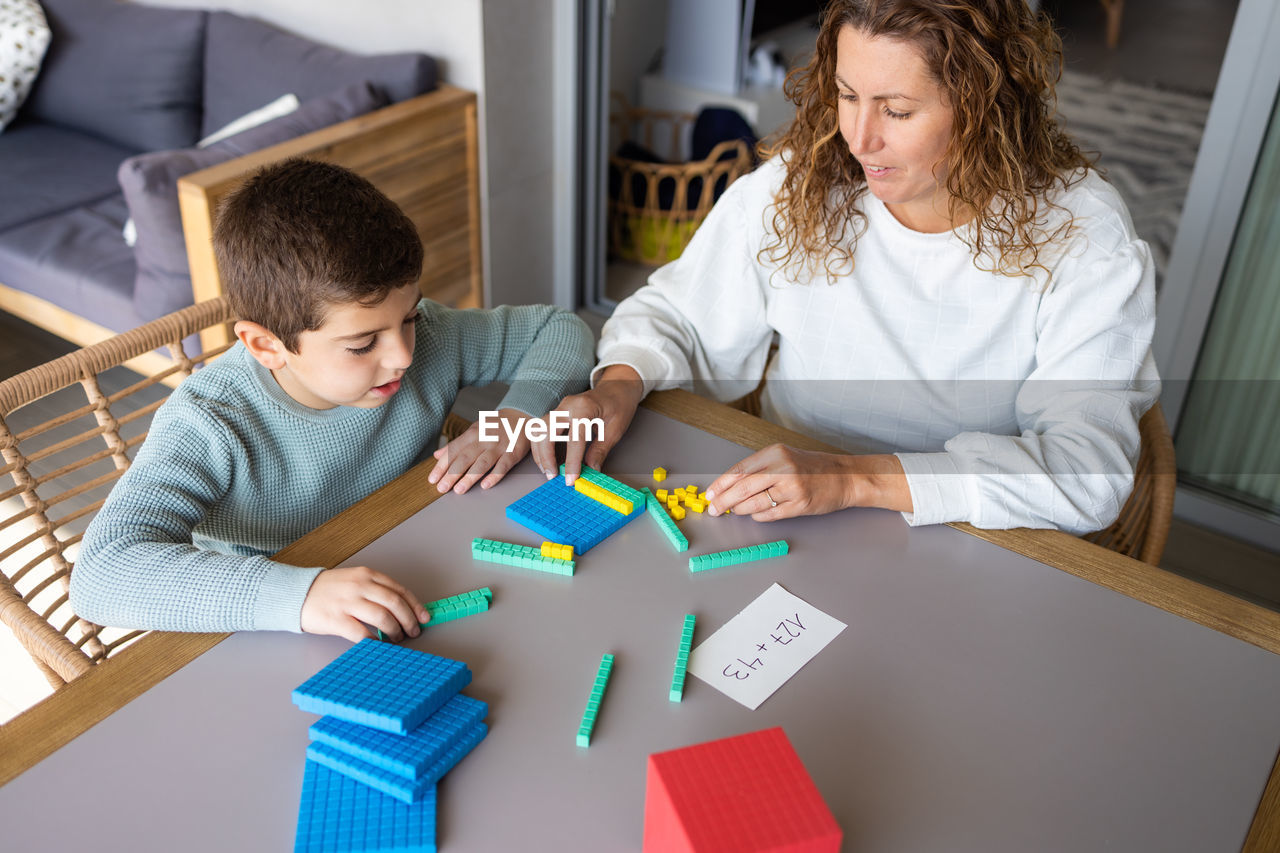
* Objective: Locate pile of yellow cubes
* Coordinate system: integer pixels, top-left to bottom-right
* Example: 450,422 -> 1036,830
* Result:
651,466 -> 715,521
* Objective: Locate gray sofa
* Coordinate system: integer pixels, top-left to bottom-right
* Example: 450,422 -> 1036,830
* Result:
0,0 -> 447,350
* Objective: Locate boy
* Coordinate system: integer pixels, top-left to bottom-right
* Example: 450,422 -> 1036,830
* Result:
71,159 -> 594,642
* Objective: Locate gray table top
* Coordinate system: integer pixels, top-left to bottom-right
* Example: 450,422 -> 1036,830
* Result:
4,407 -> 1280,852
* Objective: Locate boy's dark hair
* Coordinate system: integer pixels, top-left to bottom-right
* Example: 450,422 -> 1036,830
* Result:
214,158 -> 424,352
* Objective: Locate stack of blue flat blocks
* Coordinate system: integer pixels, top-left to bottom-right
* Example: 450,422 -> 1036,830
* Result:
291,639 -> 489,852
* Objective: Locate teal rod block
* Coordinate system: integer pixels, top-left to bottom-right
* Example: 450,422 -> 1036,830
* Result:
669,613 -> 696,702
378,586 -> 493,640
425,588 -> 492,625
472,537 -> 575,575
643,487 -> 689,552
577,652 -> 615,747
688,540 -> 789,573
560,464 -> 645,508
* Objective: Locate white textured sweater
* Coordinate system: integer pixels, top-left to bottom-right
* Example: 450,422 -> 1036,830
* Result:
596,158 -> 1159,533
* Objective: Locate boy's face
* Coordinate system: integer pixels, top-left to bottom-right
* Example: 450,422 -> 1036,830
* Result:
270,284 -> 421,410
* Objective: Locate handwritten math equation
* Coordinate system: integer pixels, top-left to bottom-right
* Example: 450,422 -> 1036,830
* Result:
721,613 -> 807,680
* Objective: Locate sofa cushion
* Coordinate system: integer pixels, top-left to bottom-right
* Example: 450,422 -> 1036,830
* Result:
118,82 -> 388,323
0,195 -> 142,333
201,11 -> 435,139
22,0 -> 205,151
0,119 -> 137,233
0,0 -> 52,132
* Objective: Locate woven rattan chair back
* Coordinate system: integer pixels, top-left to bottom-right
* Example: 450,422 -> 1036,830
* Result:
1084,401 -> 1176,566
0,298 -> 235,689
728,380 -> 1175,567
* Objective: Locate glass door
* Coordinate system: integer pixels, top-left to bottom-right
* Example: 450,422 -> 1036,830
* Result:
1155,0 -> 1280,551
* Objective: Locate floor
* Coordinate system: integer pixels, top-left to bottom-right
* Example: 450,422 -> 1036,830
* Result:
0,0 -> 1273,725
1047,0 -> 1238,95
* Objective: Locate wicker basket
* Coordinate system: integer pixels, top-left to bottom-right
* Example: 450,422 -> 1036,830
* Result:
608,94 -> 754,266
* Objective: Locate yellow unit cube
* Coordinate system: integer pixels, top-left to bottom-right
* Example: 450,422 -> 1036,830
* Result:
670,505 -> 686,521
653,467 -> 668,483
656,488 -> 669,502
688,499 -> 707,513
667,495 -> 679,510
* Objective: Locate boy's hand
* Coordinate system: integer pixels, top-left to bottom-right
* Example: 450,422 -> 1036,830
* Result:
430,407 -> 531,494
536,365 -> 645,485
300,566 -> 429,643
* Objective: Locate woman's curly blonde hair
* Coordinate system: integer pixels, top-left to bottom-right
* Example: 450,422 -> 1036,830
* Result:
761,0 -> 1093,281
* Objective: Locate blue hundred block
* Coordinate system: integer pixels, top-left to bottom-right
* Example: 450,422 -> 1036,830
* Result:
292,639 -> 470,734
506,465 -> 645,554
308,721 -> 489,805
295,759 -> 436,853
309,694 -> 489,779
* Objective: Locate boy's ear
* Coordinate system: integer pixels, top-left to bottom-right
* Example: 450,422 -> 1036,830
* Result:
234,320 -> 289,370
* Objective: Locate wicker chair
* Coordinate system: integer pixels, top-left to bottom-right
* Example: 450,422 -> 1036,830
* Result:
727,382 -> 1176,567
0,298 -> 235,689
1082,401 -> 1176,566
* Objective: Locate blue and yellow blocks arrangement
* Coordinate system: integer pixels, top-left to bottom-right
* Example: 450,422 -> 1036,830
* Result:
688,540 -> 790,573
642,487 -> 689,552
574,476 -> 634,514
505,464 -> 645,554
577,652 -> 615,748
472,537 -> 575,576
292,640 -> 489,852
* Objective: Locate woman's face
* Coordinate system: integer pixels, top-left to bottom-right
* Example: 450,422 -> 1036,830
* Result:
835,25 -> 955,232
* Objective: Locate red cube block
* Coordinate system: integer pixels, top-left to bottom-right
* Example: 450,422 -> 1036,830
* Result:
643,727 -> 842,852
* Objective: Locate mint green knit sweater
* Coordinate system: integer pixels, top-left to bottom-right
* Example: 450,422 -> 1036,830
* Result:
71,300 -> 592,632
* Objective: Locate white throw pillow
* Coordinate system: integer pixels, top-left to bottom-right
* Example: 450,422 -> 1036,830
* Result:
122,93 -> 300,246
196,92 -> 299,148
0,0 -> 51,133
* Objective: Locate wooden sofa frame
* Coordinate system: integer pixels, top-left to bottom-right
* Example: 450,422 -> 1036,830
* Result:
0,84 -> 483,377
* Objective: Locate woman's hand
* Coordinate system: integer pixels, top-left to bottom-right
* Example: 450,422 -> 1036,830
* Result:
705,444 -> 913,520
532,364 -> 646,484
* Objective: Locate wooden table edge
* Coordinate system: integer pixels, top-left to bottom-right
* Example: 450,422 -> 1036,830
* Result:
3,389 -> 1279,851
0,455 -> 445,787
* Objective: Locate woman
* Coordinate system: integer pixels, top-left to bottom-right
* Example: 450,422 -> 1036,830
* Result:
538,0 -> 1159,533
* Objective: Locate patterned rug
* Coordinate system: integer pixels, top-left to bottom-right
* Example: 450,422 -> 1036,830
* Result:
1053,70 -> 1213,290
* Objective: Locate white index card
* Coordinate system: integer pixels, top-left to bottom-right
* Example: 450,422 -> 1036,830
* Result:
688,582 -> 847,710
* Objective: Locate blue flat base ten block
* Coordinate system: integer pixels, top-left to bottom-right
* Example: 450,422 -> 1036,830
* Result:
292,639 -> 470,734
295,760 -> 436,853
308,721 -> 488,805
309,694 -> 488,780
506,466 -> 645,554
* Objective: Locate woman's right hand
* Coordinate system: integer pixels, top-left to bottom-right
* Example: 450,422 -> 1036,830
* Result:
532,364 -> 646,484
